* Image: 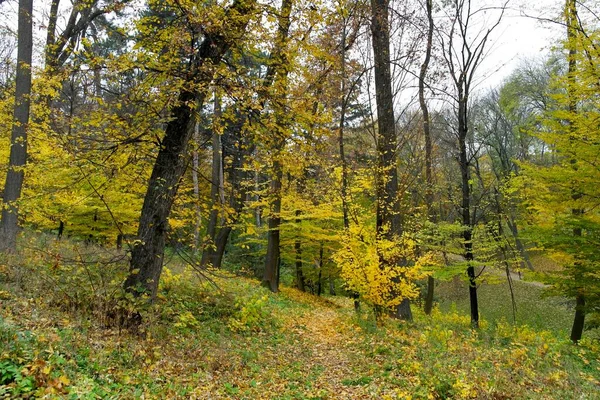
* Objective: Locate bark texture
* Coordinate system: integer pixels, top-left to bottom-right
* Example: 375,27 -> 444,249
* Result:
419,0 -> 435,316
125,0 -> 257,299
0,0 -> 33,252
370,0 -> 411,320
261,0 -> 294,293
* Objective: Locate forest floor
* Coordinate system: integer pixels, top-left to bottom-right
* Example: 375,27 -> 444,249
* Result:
0,240 -> 599,399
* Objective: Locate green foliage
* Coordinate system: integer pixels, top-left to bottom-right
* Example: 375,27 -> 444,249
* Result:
0,359 -> 20,385
228,294 -> 271,333
513,6 -> 600,335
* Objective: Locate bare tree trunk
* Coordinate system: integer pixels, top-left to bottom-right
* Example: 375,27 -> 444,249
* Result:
294,223 -> 306,291
317,242 -> 324,296
0,0 -> 33,252
125,90 -> 199,298
440,0 -> 505,328
506,217 -> 533,271
458,93 -> 479,329
192,116 -> 202,254
339,21 -> 350,230
263,157 -> 283,292
338,24 -> 360,310
294,175 -> 306,292
254,170 -> 262,227
212,226 -> 232,270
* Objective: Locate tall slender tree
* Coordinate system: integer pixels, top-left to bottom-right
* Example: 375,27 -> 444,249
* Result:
370,0 -> 411,320
419,0 -> 435,316
439,0 -> 506,328
262,0 -> 294,293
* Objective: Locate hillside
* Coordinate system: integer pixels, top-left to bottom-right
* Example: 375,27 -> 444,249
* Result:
0,249 -> 598,399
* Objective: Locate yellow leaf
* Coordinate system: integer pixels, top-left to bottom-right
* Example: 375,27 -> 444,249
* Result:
58,375 -> 70,385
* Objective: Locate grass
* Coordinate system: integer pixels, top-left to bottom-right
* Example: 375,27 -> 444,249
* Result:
435,275 -> 575,335
0,238 -> 598,399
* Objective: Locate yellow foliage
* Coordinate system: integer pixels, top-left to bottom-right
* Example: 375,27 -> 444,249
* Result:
333,226 -> 426,310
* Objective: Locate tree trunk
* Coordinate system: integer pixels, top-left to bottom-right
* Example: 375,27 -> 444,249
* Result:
565,0 -> 585,343
212,226 -> 232,270
458,94 -> 479,329
192,115 -> 202,254
570,290 -> 585,343
317,242 -> 324,296
261,0 -> 293,293
370,0 -> 411,320
211,123 -> 252,269
124,90 -> 199,298
419,0 -> 435,316
506,216 -> 534,271
294,208 -> 306,292
263,157 -> 283,292
124,0 -> 257,299
339,20 -> 350,230
0,0 -> 33,253
201,94 -> 223,268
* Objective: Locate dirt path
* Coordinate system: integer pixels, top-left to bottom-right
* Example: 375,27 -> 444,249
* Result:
278,295 -> 377,399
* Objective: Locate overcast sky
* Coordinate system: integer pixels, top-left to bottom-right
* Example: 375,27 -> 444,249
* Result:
476,0 -> 564,89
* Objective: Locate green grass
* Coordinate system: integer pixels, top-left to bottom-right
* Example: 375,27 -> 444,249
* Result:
435,276 -> 575,335
0,239 -> 598,399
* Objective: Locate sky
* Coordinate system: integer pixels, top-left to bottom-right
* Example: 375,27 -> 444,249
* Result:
476,0 -> 565,89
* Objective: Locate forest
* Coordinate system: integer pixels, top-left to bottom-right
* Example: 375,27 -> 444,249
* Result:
0,0 -> 599,398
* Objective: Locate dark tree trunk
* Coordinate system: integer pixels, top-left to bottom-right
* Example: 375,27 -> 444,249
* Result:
459,93 -> 479,329
124,90 -> 199,298
263,159 -> 283,292
262,0 -> 293,293
371,0 -> 400,238
317,242 -> 324,296
212,134 -> 252,269
294,208 -> 306,292
0,0 -> 33,253
571,290 -> 585,343
506,217 -> 533,271
419,0 -> 435,316
45,0 -> 60,67
192,114 -> 202,254
294,239 -> 305,292
57,220 -> 64,240
565,0 -> 586,343
212,226 -> 232,270
124,0 -> 257,299
339,21 -> 350,230
201,95 -> 223,268
370,0 -> 411,320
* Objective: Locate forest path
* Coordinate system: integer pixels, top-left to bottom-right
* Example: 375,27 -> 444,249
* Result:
277,289 -> 374,398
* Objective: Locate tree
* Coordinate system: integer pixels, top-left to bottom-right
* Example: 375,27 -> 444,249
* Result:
124,0 -> 258,300
438,0 -> 507,328
516,0 -> 600,342
0,0 -> 32,252
261,0 -> 294,293
370,0 -> 412,320
419,0 -> 435,316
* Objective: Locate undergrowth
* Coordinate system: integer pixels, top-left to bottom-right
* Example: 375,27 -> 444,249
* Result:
0,236 -> 598,398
